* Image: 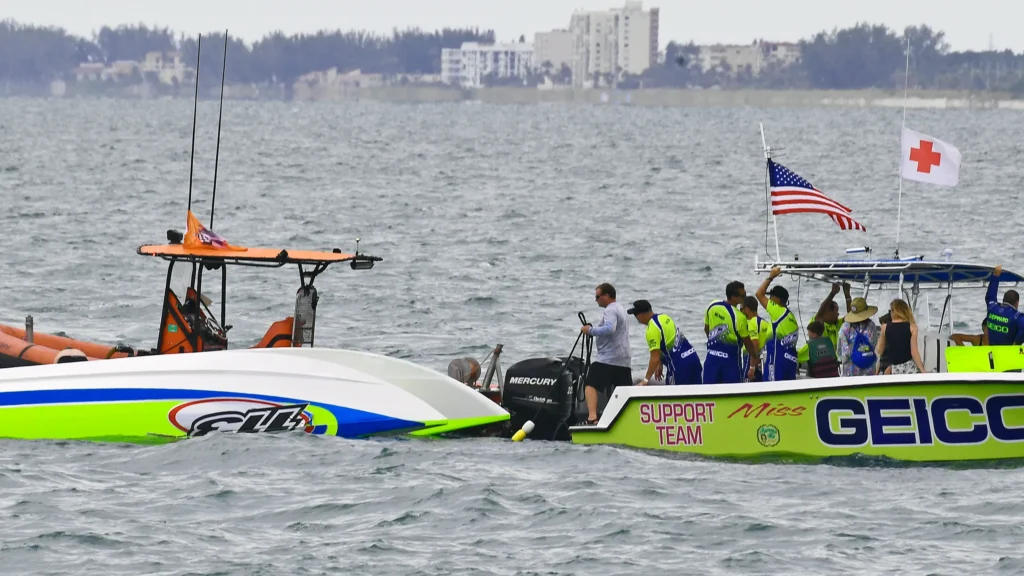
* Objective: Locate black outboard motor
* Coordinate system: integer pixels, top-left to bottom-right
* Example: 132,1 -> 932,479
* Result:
502,355 -> 588,441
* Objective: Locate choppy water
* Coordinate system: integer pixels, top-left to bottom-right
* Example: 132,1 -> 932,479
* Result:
2,97 -> 1024,574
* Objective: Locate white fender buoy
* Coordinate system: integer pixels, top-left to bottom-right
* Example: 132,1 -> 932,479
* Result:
511,420 -> 535,442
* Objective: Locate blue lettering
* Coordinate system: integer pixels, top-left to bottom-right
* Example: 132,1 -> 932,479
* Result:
931,397 -> 988,445
867,398 -> 917,446
816,394 -> 1024,448
986,395 -> 1024,442
816,398 -> 867,446
913,398 -> 933,445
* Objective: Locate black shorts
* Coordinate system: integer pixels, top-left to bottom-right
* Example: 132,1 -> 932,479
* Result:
586,362 -> 632,396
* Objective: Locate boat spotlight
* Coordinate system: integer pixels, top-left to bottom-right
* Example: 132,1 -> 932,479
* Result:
167,229 -> 184,244
351,258 -> 375,271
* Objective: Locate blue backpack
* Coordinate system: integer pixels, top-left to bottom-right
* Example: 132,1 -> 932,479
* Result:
850,329 -> 876,369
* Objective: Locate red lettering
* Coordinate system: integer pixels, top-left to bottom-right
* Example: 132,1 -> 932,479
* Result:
728,402 -> 807,419
687,425 -> 703,445
727,403 -> 757,418
642,402 -> 717,425
655,424 -> 704,446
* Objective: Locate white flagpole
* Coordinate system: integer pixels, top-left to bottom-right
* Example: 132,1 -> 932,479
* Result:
895,34 -> 911,259
760,122 -> 781,261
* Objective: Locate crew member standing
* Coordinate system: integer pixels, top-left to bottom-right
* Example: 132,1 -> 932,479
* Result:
756,266 -> 801,382
628,299 -> 703,386
985,265 -> 1024,345
581,283 -> 631,424
703,281 -> 760,384
740,296 -> 771,382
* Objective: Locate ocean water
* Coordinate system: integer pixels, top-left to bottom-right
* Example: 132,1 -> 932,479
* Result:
1,97 -> 1024,574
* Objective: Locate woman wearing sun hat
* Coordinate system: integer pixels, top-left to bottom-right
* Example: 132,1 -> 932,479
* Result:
837,297 -> 880,377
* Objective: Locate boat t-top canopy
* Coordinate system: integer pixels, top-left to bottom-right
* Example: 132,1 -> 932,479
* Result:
137,243 -> 381,268
755,256 -> 1023,291
137,223 -> 382,270
755,256 -> 1022,336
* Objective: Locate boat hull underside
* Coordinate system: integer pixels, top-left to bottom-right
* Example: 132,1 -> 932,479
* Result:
569,374 -> 1024,462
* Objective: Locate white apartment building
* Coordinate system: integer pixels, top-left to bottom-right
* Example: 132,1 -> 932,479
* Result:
698,41 -> 801,76
569,1 -> 660,88
534,29 -> 573,72
140,51 -> 193,85
440,42 -> 535,88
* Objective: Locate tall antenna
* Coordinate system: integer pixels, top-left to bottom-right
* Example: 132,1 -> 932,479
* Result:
894,34 -> 911,259
187,34 -> 202,213
210,30 -> 229,229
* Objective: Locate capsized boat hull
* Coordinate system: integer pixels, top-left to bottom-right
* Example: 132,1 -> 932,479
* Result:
0,347 -> 508,444
569,373 -> 1024,462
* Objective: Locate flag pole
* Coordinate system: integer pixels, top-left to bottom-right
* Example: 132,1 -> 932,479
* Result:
895,34 -> 911,259
760,122 -> 781,261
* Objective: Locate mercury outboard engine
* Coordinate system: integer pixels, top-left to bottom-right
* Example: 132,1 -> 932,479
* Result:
502,355 -> 587,441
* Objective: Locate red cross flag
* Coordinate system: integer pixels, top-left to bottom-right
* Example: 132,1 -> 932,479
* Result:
900,127 -> 961,187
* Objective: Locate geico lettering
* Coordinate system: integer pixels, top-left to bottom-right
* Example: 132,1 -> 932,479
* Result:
931,397 -> 987,445
867,398 -> 917,446
815,398 -> 867,446
987,395 -> 1024,441
989,324 -> 1010,334
509,377 -> 557,386
816,395 -> 1024,447
708,350 -> 729,359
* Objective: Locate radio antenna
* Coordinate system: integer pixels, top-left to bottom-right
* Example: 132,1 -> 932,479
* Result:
187,34 -> 202,213
210,30 -> 228,229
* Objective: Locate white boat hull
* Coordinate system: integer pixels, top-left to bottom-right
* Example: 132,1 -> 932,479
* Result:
0,347 -> 509,443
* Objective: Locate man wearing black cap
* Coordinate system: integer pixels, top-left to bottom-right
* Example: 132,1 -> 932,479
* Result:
628,299 -> 703,386
755,266 -> 801,381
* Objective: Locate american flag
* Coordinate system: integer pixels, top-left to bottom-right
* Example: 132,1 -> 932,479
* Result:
768,159 -> 866,232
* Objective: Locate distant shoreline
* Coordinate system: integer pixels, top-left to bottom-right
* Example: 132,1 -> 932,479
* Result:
5,83 -> 1024,110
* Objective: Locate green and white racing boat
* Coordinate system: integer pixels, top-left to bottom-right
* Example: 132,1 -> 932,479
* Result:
570,258 -> 1024,462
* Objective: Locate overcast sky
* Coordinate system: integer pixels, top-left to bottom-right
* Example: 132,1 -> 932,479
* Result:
9,0 -> 1023,52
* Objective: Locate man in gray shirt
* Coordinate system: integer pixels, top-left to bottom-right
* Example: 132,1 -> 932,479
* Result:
581,282 -> 631,424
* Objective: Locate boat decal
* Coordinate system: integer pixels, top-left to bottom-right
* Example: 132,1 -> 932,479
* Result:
0,388 -> 426,439
167,398 -> 314,436
815,393 -> 1024,448
727,401 -> 806,419
756,424 -> 780,447
638,401 -> 714,447
571,382 -> 1024,462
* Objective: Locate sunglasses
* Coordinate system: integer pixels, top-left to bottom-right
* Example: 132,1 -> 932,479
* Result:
595,293 -> 604,301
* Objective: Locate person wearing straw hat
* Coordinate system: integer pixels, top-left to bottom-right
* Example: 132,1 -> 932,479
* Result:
837,297 -> 880,377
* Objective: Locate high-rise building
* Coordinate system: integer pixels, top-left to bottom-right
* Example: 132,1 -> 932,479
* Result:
441,42 -> 535,88
534,29 -> 574,73
569,1 -> 660,88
